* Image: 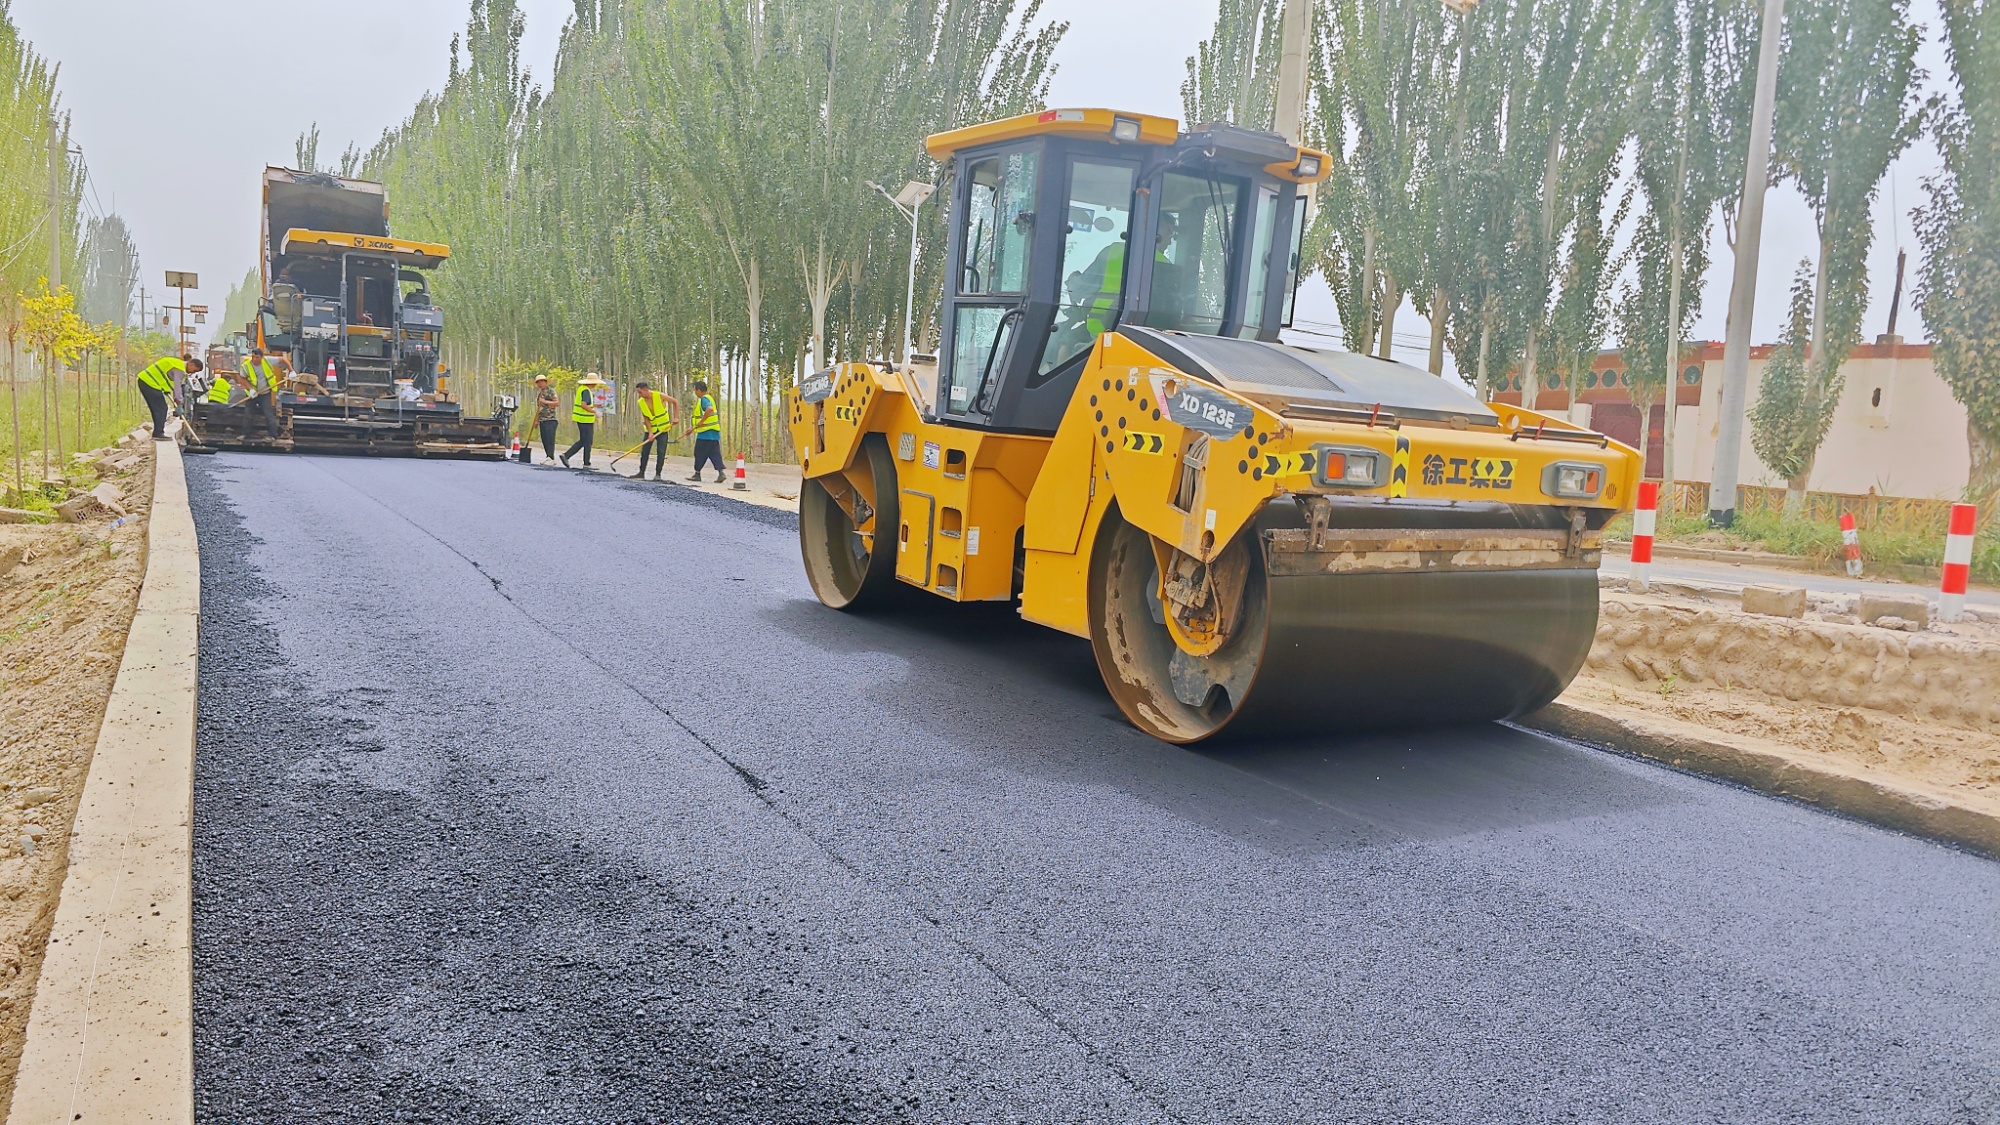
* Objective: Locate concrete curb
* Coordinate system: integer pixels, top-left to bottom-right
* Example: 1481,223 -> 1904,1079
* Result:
8,438 -> 197,1125
1520,700 -> 2000,861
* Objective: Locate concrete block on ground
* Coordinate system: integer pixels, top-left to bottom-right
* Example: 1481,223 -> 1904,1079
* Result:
55,495 -> 92,522
90,482 -> 128,516
1741,584 -> 1807,618
1858,593 -> 1931,630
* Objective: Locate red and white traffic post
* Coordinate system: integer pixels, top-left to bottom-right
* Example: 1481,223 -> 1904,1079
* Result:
1839,513 -> 1862,578
732,453 -> 749,491
1630,481 -> 1658,591
1940,503 -> 1977,623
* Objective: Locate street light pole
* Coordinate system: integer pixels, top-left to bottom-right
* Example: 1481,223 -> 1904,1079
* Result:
1708,0 -> 1786,528
868,179 -> 935,362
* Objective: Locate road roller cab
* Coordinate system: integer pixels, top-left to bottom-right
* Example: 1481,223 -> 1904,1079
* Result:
788,108 -> 1643,743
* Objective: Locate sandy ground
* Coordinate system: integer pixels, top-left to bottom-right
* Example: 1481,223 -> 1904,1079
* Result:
1563,581 -> 2000,820
0,437 -> 153,1105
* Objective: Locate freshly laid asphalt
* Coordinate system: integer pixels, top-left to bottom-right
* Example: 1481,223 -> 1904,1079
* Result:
188,453 -> 2000,1125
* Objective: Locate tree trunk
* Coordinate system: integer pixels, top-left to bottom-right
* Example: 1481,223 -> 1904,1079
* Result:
1662,224 -> 1685,490
801,236 -> 836,369
1475,311 -> 1493,402
1521,324 -> 1542,411
8,334 -> 21,500
1969,418 -> 2000,510
1358,228 -> 1378,352
1783,458 -> 1812,521
1375,275 -> 1400,360
745,256 -> 762,459
1661,99 -> 1691,490
1428,286 -> 1447,376
1522,127 -> 1563,414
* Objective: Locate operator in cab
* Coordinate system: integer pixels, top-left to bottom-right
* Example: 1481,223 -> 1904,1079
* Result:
1060,211 -> 1179,364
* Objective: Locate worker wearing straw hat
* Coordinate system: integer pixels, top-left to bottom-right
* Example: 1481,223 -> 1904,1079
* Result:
561,372 -> 608,468
525,372 -> 560,461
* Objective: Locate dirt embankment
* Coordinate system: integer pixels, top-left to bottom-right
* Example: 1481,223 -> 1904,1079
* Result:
0,436 -> 154,1102
1566,586 -> 2000,818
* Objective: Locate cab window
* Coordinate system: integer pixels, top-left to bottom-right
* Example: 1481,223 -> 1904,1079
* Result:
945,148 -> 1039,414
1142,171 -> 1246,336
1238,188 -> 1281,338
959,150 -> 1038,296
1038,159 -> 1136,376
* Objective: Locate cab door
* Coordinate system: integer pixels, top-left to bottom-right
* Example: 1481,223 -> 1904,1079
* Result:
940,146 -> 1040,421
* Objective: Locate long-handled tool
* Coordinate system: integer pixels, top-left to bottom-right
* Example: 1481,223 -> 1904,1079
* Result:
608,429 -> 678,469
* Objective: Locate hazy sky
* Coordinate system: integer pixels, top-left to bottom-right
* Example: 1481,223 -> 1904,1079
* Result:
14,0 -> 1950,363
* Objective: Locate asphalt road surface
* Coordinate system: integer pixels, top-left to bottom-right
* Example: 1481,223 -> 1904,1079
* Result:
188,453 -> 2000,1125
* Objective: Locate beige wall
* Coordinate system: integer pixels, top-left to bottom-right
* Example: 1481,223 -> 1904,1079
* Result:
1678,340 -> 1968,500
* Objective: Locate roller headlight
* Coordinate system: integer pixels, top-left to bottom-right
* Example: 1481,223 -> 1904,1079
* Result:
1543,461 -> 1606,500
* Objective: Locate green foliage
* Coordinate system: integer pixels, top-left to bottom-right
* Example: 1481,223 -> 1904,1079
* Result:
1182,0 -> 1285,130
1751,263 -> 1846,485
214,267 -> 260,345
1750,0 -> 1926,493
0,2 -> 84,317
362,0 -> 1061,458
80,215 -> 137,326
1312,0 -> 1452,357
1915,0 -> 2000,506
1618,0 -> 1755,433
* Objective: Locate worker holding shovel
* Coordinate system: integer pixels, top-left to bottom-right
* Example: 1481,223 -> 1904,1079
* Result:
632,380 -> 677,480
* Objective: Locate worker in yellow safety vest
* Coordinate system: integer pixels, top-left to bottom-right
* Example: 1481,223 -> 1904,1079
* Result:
686,378 -> 724,482
137,354 -> 201,440
205,368 -> 234,405
632,380 -> 677,481
1076,211 -> 1178,338
561,372 -> 607,468
240,347 -> 283,440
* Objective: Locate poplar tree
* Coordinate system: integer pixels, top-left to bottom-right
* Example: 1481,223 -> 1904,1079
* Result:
1619,0 -> 1758,486
1915,0 -> 2000,506
1753,0 -> 1925,515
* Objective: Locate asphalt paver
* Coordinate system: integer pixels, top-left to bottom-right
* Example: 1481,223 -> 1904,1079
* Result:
189,453 -> 2000,1124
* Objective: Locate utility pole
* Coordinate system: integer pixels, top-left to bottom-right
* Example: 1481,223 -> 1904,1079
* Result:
1707,0 -> 1785,529
1272,0 -> 1312,145
47,117 -> 61,291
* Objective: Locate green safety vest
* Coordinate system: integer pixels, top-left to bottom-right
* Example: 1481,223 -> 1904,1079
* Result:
637,392 -> 674,434
241,356 -> 278,393
572,385 -> 598,425
692,395 -> 720,436
138,356 -> 184,393
1082,243 -> 1167,337
1084,244 -> 1127,336
206,375 -> 231,404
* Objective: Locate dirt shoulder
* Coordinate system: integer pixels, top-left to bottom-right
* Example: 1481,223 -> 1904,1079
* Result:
0,435 -> 154,1104
1539,578 -> 2000,849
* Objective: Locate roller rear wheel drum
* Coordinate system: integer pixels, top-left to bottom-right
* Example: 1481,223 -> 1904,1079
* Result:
1087,506 -> 1600,743
801,436 -> 900,610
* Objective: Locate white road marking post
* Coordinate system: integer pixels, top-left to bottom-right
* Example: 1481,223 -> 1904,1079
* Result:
1630,480 -> 1658,591
1940,503 -> 1977,623
1840,512 -> 1863,578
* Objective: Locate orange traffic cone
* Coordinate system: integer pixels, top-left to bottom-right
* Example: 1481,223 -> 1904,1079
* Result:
732,453 -> 749,491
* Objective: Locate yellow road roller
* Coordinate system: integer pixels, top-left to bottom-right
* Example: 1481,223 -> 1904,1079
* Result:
787,108 -> 1641,742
